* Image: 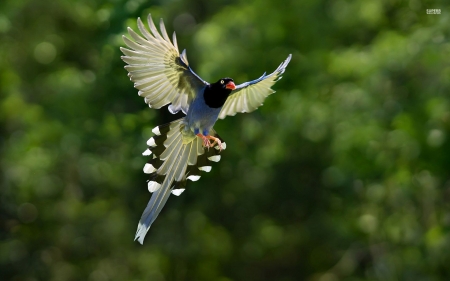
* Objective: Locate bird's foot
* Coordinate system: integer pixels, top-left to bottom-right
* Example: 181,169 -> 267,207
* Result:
197,134 -> 223,151
197,134 -> 211,148
207,135 -> 223,151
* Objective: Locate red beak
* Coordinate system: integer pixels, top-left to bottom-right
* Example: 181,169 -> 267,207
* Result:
225,81 -> 236,90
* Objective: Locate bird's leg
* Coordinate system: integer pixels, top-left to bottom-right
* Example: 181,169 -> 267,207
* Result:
206,135 -> 223,151
197,134 -> 212,149
196,134 -> 223,151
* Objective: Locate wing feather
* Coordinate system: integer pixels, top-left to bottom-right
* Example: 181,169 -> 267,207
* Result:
121,14 -> 208,114
218,54 -> 292,119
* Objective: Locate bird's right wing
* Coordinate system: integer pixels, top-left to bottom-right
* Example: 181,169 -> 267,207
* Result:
218,54 -> 291,119
121,14 -> 207,114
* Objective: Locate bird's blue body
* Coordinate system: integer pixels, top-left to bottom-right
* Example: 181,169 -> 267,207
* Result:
185,86 -> 222,136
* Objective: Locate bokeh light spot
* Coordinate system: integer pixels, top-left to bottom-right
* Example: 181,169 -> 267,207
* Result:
34,42 -> 56,64
359,214 -> 378,233
427,129 -> 445,147
173,13 -> 197,34
0,14 -> 11,33
18,203 -> 38,223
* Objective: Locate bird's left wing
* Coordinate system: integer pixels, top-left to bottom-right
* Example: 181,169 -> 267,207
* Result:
218,54 -> 292,119
121,14 -> 207,114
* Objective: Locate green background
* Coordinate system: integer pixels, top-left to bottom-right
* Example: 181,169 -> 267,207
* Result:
1,0 -> 450,280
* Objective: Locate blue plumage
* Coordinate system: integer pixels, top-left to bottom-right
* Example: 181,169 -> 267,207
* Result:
186,87 -> 222,136
185,78 -> 235,136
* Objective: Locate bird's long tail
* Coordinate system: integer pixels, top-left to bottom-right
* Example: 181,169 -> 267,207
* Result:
135,118 -> 225,244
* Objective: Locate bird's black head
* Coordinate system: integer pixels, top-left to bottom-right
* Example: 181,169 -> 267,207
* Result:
203,78 -> 236,108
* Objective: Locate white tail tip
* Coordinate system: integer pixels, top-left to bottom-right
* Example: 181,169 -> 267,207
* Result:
187,175 -> 201,181
171,188 -> 185,196
198,166 -> 212,172
142,149 -> 152,156
152,126 -> 161,135
207,155 -> 221,162
147,181 -> 161,192
143,163 -> 156,174
147,137 -> 156,147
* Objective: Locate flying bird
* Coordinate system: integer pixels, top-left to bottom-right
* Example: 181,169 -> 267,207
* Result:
121,14 -> 291,244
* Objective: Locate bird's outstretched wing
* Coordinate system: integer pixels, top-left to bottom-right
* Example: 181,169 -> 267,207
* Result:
121,14 -> 207,114
218,54 -> 292,119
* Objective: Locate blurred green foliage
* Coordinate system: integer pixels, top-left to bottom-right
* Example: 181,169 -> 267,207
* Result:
1,0 -> 450,280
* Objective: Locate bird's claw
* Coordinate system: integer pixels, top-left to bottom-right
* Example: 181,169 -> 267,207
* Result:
209,136 -> 223,152
197,134 -> 223,151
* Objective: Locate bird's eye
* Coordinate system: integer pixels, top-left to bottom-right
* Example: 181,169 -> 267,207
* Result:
220,80 -> 224,84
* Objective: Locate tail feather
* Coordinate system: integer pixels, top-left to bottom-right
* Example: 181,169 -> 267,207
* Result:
135,180 -> 172,244
135,118 -> 225,244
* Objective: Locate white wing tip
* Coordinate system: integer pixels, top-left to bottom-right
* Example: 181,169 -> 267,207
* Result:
171,188 -> 185,196
168,104 -> 180,114
148,181 -> 161,192
142,149 -> 152,156
180,49 -> 189,65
